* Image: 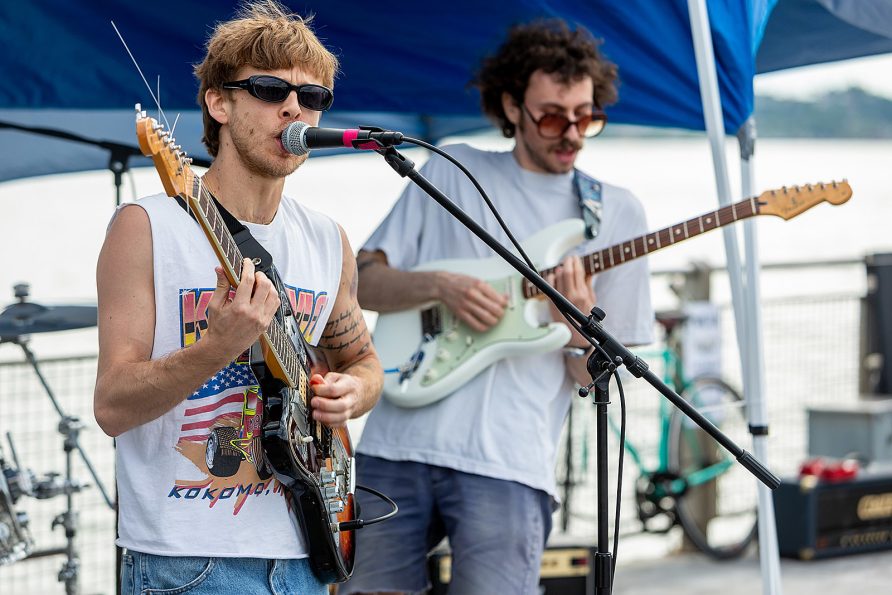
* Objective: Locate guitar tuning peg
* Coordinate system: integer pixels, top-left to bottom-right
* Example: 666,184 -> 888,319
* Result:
832,181 -> 838,188
185,157 -> 193,165
782,186 -> 788,194
134,103 -> 142,112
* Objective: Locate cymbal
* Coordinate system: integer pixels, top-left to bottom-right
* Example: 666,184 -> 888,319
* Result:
0,301 -> 97,337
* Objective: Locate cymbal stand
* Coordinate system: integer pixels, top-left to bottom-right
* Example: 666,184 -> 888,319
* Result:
2,335 -> 114,509
1,334 -> 115,595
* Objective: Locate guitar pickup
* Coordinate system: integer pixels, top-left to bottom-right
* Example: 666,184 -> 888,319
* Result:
420,306 -> 442,336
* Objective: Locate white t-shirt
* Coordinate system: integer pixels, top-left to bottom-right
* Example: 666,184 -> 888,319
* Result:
358,144 -> 654,497
113,193 -> 342,558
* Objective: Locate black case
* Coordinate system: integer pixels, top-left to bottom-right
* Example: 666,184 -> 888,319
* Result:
773,473 -> 892,559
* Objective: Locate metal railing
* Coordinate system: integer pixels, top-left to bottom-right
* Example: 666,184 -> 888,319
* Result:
0,258 -> 871,592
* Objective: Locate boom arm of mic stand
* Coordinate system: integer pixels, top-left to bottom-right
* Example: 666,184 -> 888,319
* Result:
375,146 -> 780,490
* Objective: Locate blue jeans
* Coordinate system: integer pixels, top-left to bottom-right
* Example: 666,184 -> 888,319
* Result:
342,455 -> 553,595
120,550 -> 326,594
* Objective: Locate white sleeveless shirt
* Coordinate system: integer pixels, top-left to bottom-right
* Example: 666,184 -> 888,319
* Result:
113,192 -> 343,558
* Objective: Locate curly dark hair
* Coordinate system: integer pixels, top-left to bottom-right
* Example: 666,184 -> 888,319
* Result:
471,19 -> 618,138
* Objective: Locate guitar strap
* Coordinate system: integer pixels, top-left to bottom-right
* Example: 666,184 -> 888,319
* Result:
174,192 -> 305,355
174,193 -> 274,276
574,169 -> 603,240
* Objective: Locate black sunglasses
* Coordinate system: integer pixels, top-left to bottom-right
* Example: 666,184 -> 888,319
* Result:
522,104 -> 608,138
222,75 -> 334,111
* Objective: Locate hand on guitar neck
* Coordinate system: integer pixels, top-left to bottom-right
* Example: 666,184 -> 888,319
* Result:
543,254 -> 596,349
203,260 -> 282,364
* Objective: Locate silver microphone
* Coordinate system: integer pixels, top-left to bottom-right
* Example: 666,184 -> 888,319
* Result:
281,121 -> 311,156
281,122 -> 404,156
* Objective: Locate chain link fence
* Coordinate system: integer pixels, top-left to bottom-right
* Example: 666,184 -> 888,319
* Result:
0,261 -> 870,593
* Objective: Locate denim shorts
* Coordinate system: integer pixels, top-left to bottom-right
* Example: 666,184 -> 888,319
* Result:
341,454 -> 553,595
120,550 -> 326,594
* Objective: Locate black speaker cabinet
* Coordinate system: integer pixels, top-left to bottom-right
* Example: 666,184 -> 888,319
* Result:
861,253 -> 892,395
428,544 -> 595,594
773,473 -> 892,559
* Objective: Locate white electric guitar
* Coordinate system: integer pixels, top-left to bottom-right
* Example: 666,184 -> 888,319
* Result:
375,181 -> 852,408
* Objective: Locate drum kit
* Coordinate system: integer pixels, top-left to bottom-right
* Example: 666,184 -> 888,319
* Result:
0,283 -> 113,595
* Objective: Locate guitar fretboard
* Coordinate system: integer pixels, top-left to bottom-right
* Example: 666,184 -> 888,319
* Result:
522,196 -> 760,298
185,173 -> 310,390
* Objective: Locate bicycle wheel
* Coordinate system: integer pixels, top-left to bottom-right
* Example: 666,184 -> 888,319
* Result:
668,376 -> 757,559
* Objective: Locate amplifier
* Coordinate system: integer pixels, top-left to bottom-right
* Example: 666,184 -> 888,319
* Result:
773,472 -> 892,559
427,544 -> 595,594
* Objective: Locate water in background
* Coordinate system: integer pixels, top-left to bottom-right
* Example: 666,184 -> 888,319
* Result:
0,136 -> 888,360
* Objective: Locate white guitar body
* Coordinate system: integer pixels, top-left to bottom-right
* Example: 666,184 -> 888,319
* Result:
374,219 -> 587,408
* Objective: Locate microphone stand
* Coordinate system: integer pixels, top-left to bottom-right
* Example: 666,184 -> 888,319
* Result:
372,144 -> 780,594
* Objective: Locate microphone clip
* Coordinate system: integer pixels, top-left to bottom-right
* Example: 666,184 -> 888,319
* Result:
354,126 -> 404,149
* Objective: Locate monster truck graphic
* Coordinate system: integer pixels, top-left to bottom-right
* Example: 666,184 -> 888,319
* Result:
205,386 -> 273,480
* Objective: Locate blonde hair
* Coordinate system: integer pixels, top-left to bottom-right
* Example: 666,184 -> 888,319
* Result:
194,1 -> 339,156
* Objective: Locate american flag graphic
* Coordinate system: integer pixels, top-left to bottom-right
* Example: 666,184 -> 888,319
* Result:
179,361 -> 259,442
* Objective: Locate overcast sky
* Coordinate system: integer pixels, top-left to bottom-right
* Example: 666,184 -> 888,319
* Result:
754,53 -> 892,99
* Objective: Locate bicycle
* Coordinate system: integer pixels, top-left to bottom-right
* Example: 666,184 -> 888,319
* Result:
561,309 -> 758,560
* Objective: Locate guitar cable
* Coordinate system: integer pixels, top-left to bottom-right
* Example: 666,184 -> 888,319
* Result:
401,138 -> 538,272
336,484 -> 399,532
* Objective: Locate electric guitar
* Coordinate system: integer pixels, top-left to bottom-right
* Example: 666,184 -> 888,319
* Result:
375,180 -> 853,408
135,106 -> 355,582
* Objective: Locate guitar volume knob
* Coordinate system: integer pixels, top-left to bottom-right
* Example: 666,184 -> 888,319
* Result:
327,499 -> 345,514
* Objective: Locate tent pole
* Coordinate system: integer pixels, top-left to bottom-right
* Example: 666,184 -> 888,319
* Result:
686,1 -> 782,594
738,116 -> 784,595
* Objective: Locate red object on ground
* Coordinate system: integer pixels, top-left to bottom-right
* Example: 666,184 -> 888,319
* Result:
820,459 -> 859,483
799,457 -> 826,477
799,457 -> 859,483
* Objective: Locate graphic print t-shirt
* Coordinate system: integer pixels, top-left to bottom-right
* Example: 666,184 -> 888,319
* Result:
113,193 -> 342,558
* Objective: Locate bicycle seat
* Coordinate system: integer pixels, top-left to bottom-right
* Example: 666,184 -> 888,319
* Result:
655,310 -> 688,334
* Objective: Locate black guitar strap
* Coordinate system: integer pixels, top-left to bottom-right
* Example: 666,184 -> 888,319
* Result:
174,194 -> 274,276
174,192 -> 310,370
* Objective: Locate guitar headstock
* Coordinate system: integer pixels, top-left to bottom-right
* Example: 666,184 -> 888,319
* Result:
135,104 -> 194,199
757,180 -> 852,220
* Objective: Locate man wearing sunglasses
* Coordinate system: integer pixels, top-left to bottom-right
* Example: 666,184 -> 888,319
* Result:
94,2 -> 382,594
345,19 -> 653,595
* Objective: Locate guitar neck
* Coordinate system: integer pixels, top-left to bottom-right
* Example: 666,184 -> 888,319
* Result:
183,174 -> 307,389
524,195 -> 761,298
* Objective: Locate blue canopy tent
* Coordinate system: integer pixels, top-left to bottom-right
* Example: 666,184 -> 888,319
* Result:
0,0 -> 759,183
2,1 -> 891,592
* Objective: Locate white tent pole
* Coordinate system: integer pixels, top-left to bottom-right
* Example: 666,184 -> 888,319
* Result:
685,0 -> 749,367
738,116 -> 784,594
686,1 -> 782,594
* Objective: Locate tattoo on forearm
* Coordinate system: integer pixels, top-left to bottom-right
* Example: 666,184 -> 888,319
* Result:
319,303 -> 370,365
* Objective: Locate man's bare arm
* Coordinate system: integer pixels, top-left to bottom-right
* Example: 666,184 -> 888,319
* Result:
356,249 -> 507,332
309,229 -> 384,426
93,206 -> 280,437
